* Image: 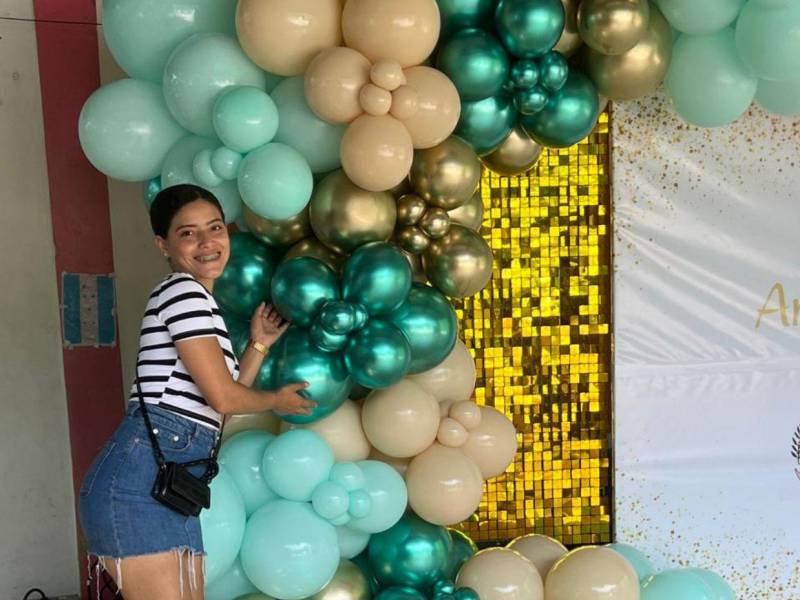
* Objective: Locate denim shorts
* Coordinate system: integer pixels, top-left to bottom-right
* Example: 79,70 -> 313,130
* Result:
79,403 -> 218,558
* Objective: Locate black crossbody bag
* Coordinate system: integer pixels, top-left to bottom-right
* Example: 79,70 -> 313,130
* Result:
134,373 -> 222,517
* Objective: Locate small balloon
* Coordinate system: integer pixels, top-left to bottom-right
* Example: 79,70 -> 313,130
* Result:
423,226 -> 494,298
539,51 -> 569,91
340,115 -> 414,192
345,320 -> 412,388
205,557 -> 260,600
213,86 -> 279,153
606,542 -> 657,581
284,238 -> 346,273
211,147 -> 243,181
244,205 -> 311,247
448,190 -> 484,231
371,60 -> 406,91
495,0 -> 566,58
507,534 -> 567,580
480,125 -> 543,176
304,46 -> 373,124
348,460 -> 408,534
577,0 -> 651,55
456,548 -> 543,600
461,405 -> 518,478
193,148 -> 224,188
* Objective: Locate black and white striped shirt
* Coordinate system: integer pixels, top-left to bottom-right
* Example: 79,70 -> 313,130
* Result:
128,272 -> 239,429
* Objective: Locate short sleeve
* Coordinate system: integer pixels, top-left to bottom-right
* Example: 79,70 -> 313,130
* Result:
156,277 -> 218,343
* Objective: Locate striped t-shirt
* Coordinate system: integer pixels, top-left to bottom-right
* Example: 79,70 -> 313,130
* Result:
128,272 -> 239,429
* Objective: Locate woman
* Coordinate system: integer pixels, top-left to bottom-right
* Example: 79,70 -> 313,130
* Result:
79,184 -> 314,600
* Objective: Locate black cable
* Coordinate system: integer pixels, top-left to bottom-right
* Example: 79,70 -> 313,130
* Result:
22,590 -> 49,600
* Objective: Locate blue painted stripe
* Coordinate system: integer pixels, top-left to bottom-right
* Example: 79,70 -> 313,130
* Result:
96,275 -> 116,345
62,273 -> 81,345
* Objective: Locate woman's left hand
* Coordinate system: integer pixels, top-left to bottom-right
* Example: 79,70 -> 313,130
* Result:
250,302 -> 289,349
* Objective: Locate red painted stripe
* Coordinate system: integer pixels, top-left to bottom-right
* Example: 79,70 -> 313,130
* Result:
35,0 -> 97,24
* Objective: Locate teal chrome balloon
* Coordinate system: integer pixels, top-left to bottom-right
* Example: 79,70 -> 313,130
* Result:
520,70 -> 599,147
218,430 -> 278,516
352,551 -> 381,596
271,257 -> 340,327
348,460 -> 408,534
214,233 -> 277,320
205,557 -> 259,600
226,315 -> 250,358
103,0 -> 236,83
735,1 -> 800,81
262,429 -> 334,501
515,85 -> 549,114
345,320 -> 411,388
510,60 -> 540,88
338,526 -> 371,559
161,135 -> 243,223
239,142 -> 314,220
539,51 -> 569,91
755,77 -> 800,116
389,284 -> 457,374
606,542 -> 656,581
200,467 -> 246,584
655,0 -> 746,35
687,568 -> 736,600
267,326 -> 353,424
144,177 -> 162,207
453,587 -> 479,600
376,587 -> 427,600
665,28 -> 757,127
271,76 -> 347,174
456,94 -> 517,155
213,86 -> 279,154
79,79 -> 187,181
437,0 -> 496,39
368,513 -> 453,590
436,29 -> 510,102
445,529 -> 478,580
241,500 -> 340,600
342,243 -> 412,316
163,33 -> 265,137
641,568 -> 717,600
495,0 -> 565,58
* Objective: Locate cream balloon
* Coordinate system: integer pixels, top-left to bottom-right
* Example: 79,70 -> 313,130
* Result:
390,85 -> 420,121
449,401 -> 482,430
457,548 -> 544,600
359,83 -> 392,116
221,411 -> 281,442
408,339 -> 476,404
283,400 -> 371,462
544,547 -> 639,600
508,534 -> 568,581
305,47 -> 372,123
361,379 -> 440,458
401,66 -> 461,149
405,443 -> 484,525
370,60 -> 406,91
461,406 -> 518,479
236,0 -> 342,76
368,447 -> 411,477
437,417 -> 469,447
340,114 -> 414,192
342,0 -> 441,68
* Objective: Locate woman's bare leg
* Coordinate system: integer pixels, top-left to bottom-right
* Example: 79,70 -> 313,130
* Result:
99,550 -> 205,600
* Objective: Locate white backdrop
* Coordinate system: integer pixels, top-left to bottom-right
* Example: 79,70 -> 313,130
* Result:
613,96 -> 800,599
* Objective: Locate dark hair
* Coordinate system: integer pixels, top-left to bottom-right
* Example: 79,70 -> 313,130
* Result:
149,184 -> 225,237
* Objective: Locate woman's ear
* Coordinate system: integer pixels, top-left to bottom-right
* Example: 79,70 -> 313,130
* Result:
155,236 -> 169,258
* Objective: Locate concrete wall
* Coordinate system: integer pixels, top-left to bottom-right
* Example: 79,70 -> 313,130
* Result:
0,5 -> 79,598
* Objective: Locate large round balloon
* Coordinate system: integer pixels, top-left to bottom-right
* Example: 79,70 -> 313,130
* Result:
546,547 -> 639,600
399,67 -> 462,151
657,0 -> 745,35
446,529 -> 479,580
388,283 -> 458,373
348,460 -> 408,533
262,429 -> 334,501
409,339 -> 476,406
244,205 -> 311,247
338,526 -> 372,560
423,226 -> 494,298
461,406 -> 518,478
448,190 -> 484,231
205,557 -> 259,600
342,243 -> 412,315
665,28 -> 757,127
214,233 -> 277,320
456,95 -> 517,155
582,5 -> 672,100
686,568 -> 736,600
507,534 -> 567,581
606,543 -> 656,582
554,0 -> 584,56
200,467 -> 246,585
735,1 -> 800,82
577,0 -> 650,55
221,411 -> 281,442
410,137 -> 482,210
284,238 -> 346,273
438,0 -> 495,38
368,513 -> 453,589
212,86 -> 279,154
162,33 -> 265,137
310,171 -> 397,255
271,77 -> 348,174
640,568 -> 720,600
241,500 -> 340,600
239,143 -> 314,220
495,0 -> 565,58
480,125 -> 543,176
437,29 -> 510,102
271,257 -> 339,326
456,548 -> 543,600
266,326 -> 353,424
218,430 -> 278,516
102,0 -> 236,83
305,47 -> 373,124
235,0 -> 342,76
341,115 -> 414,192
307,560 -> 372,600
755,77 -> 800,116
78,79 -> 186,181
342,0 -> 441,68
345,320 -> 412,389
286,400 -> 371,462
362,379 -> 441,457
161,136 -> 243,223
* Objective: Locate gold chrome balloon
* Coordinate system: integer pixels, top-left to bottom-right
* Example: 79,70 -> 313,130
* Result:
448,190 -> 484,232
302,559 -> 371,600
396,194 -> 428,225
423,225 -> 493,298
554,0 -> 584,56
397,225 -> 431,253
578,0 -> 650,56
309,170 -> 397,255
410,136 -> 481,210
400,248 -> 429,284
419,208 -> 451,239
582,5 -> 672,100
283,237 -> 345,272
243,204 -> 311,247
479,125 -> 543,177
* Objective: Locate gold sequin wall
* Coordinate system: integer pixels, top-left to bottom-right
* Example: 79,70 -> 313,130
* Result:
454,113 -> 612,546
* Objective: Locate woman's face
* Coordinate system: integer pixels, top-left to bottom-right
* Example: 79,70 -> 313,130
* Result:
156,199 -> 229,290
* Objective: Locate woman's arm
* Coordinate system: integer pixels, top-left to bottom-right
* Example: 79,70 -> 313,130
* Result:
237,302 -> 287,387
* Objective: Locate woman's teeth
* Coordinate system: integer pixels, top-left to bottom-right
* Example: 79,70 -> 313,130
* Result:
197,252 -> 221,263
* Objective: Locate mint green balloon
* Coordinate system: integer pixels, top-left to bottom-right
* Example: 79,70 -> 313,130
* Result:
756,78 -> 800,115
641,569 -> 716,600
79,79 -> 186,181
205,557 -> 259,600
103,0 -> 236,83
241,500 -> 340,599
262,429 -> 334,501
271,77 -> 347,174
161,135 -> 243,223
337,526 -> 371,559
193,148 -> 224,188
345,320 -> 411,388
144,177 -> 162,207
348,460 -> 408,534
654,0 -> 745,35
736,1 -> 800,81
330,462 -> 366,492
348,490 -> 372,518
312,481 -> 350,520
215,233 -> 277,319
200,467 -> 246,584
238,142 -> 313,220
213,86 -> 279,153
687,569 -> 735,600
665,28 -> 757,127
342,243 -> 412,316
211,147 -> 243,180
606,543 -> 656,581
271,257 -> 340,327
218,430 -> 278,516
163,33 -> 266,137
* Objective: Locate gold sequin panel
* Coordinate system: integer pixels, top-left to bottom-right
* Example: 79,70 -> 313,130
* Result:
455,113 -> 612,546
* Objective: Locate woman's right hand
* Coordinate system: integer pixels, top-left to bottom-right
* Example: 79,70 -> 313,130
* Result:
271,382 -> 317,416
